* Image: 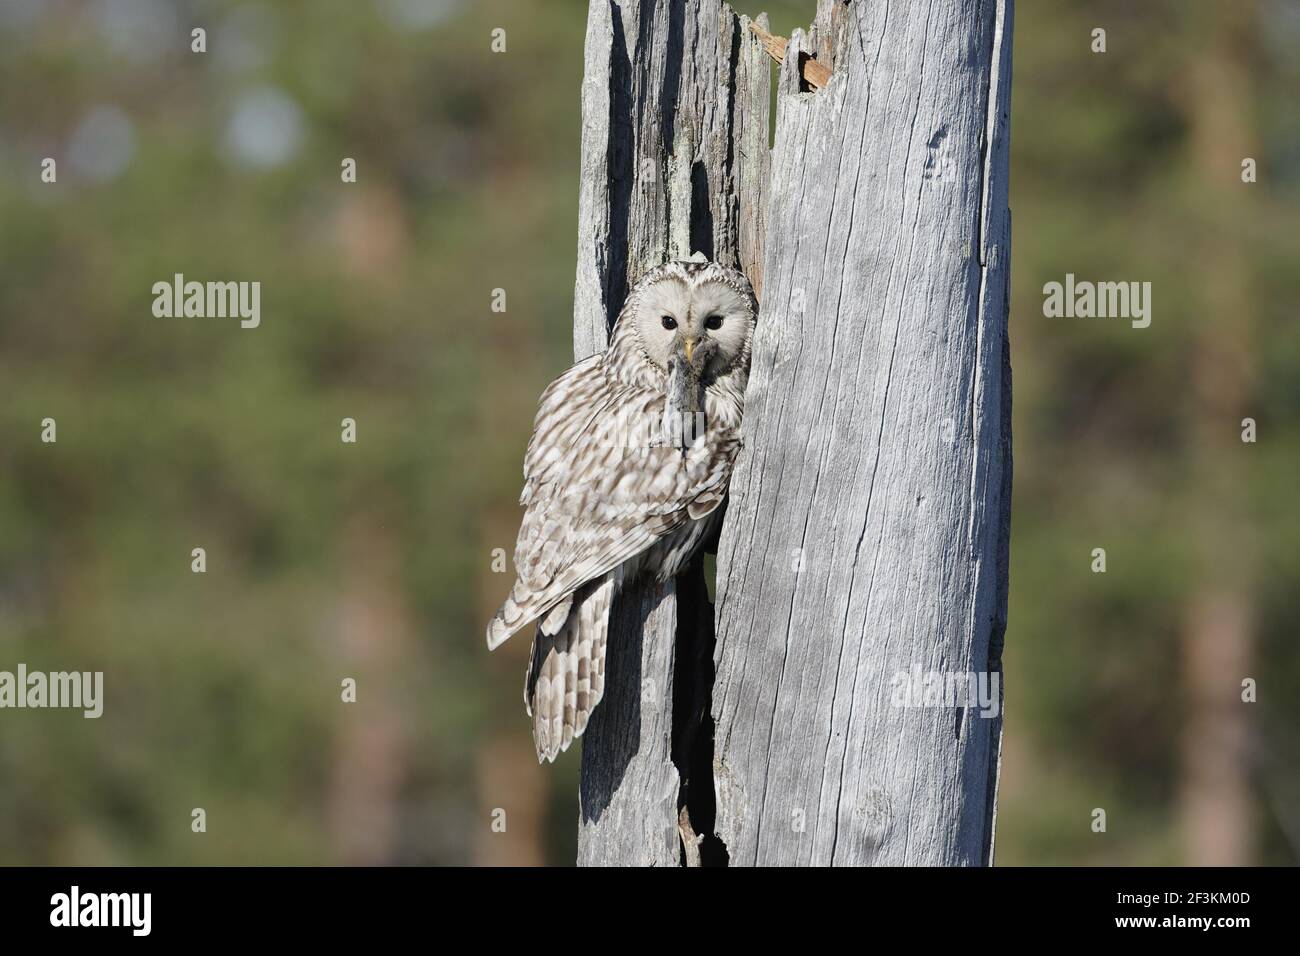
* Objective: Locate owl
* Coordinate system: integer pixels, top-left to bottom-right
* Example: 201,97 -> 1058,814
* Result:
487,259 -> 757,762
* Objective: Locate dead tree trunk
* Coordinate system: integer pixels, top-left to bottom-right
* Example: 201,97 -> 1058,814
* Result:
572,0 -> 1013,866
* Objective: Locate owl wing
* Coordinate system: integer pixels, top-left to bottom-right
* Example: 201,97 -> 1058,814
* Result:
485,358 -> 738,650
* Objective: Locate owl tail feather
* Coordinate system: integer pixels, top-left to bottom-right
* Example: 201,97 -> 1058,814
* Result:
486,579 -> 534,650
525,575 -> 614,763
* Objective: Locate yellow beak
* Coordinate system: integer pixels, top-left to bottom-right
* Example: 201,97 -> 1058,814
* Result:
683,336 -> 697,364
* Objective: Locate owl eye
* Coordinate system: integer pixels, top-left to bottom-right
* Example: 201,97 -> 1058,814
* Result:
660,315 -> 678,330
704,314 -> 723,330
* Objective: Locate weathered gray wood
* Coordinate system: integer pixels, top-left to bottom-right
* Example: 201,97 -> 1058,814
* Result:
574,0 -> 771,356
712,0 -> 1014,865
575,580 -> 681,865
572,0 -> 1013,866
572,0 -> 771,865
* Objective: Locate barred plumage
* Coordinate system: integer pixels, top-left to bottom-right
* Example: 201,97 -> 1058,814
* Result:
487,260 -> 757,762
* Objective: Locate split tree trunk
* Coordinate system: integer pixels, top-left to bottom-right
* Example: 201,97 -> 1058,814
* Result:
571,0 -> 772,867
572,0 -> 1014,866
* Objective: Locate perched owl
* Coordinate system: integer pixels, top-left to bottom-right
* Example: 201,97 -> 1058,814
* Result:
487,259 -> 757,762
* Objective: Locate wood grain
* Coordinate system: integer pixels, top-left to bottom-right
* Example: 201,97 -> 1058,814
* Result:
713,0 -> 1014,865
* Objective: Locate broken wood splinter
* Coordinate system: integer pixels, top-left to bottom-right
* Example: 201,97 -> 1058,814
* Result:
748,21 -> 833,90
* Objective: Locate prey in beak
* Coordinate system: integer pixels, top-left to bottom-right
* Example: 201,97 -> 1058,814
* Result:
676,331 -> 716,375
662,332 -> 716,450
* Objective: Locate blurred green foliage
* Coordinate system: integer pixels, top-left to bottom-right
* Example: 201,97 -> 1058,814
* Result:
0,0 -> 1296,865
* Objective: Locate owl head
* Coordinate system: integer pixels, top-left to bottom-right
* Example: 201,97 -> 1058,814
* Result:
626,259 -> 757,384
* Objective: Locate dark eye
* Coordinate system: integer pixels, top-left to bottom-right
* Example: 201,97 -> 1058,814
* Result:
704,314 -> 723,330
661,315 -> 677,330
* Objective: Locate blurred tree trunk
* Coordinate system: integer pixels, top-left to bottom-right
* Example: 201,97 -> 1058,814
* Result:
328,518 -> 410,864
573,0 -> 1014,866
476,505 -> 549,866
478,234 -> 551,864
1179,0 -> 1257,867
473,732 -> 547,866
